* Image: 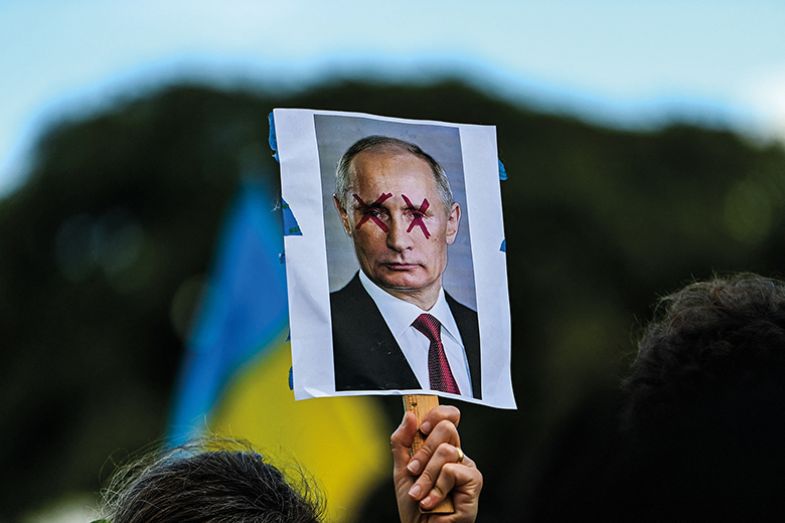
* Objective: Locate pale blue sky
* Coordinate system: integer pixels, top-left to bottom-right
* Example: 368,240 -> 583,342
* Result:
2,1 -> 784,196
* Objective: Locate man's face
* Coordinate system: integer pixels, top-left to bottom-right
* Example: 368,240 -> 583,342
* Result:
335,149 -> 460,304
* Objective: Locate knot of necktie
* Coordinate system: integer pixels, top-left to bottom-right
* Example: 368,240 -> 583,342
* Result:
412,313 -> 442,343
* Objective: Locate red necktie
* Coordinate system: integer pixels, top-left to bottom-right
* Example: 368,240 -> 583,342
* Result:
412,313 -> 461,395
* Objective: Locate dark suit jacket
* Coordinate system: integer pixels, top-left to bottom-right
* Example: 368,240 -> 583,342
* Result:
330,273 -> 482,399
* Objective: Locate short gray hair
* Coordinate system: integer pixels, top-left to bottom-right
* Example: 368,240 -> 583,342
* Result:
335,136 -> 454,213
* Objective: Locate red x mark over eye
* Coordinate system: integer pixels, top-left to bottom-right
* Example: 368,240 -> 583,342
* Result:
401,194 -> 431,239
353,192 -> 393,232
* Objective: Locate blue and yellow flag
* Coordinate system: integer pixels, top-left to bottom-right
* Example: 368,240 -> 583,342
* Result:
168,181 -> 389,522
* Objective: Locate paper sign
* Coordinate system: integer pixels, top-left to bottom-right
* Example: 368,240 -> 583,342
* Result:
275,109 -> 515,409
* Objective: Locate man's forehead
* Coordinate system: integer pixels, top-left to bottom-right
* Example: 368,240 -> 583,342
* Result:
352,147 -> 431,172
354,143 -> 416,160
352,148 -> 434,186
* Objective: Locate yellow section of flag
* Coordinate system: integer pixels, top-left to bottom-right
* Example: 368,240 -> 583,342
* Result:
210,337 -> 391,522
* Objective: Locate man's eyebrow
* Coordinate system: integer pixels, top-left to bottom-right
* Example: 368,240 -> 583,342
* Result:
356,200 -> 387,209
352,192 -> 393,209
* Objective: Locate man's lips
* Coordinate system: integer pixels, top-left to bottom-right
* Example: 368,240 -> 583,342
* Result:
382,262 -> 420,270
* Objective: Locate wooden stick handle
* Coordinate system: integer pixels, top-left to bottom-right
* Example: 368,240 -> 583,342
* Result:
402,394 -> 455,515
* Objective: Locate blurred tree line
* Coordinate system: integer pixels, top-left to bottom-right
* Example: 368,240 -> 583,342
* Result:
0,80 -> 783,521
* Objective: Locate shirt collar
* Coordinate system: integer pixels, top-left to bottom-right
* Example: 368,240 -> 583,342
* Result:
358,271 -> 463,345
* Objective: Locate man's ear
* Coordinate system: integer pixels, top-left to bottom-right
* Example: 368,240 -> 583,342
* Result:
334,194 -> 352,236
445,202 -> 460,245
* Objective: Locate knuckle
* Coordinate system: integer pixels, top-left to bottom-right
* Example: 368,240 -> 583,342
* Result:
434,420 -> 459,440
434,419 -> 452,432
436,442 -> 453,458
442,462 -> 459,475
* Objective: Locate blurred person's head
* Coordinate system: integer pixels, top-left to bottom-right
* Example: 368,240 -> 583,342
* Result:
333,136 -> 460,308
619,273 -> 785,518
624,273 -> 785,437
99,440 -> 323,523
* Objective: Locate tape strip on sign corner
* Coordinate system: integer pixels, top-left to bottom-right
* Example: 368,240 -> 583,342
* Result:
281,198 -> 303,236
498,159 -> 508,181
268,112 -> 279,162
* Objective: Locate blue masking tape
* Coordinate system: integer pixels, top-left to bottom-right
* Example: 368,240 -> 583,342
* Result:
281,198 -> 302,236
500,239 -> 506,252
498,159 -> 508,181
268,112 -> 279,162
288,366 -> 293,390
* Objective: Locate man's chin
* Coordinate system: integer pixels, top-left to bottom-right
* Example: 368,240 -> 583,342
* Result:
375,275 -> 428,293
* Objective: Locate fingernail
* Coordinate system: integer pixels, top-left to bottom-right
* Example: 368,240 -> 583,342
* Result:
420,421 -> 432,434
420,495 -> 432,509
407,459 -> 421,474
408,484 -> 421,498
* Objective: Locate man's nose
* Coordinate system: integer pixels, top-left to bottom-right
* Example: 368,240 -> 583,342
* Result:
386,215 -> 413,252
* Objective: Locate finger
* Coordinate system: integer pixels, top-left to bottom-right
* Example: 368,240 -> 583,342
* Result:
390,412 -> 418,471
420,462 -> 483,512
419,405 -> 461,436
459,454 -> 476,469
407,442 -> 463,501
406,420 -> 460,476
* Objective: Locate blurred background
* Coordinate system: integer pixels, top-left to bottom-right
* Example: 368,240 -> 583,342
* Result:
2,1 -> 784,521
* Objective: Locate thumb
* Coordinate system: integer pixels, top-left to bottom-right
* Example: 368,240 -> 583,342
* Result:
390,411 -> 418,472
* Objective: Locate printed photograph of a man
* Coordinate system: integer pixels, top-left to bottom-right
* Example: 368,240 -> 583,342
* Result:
275,108 -> 513,407
329,136 -> 482,399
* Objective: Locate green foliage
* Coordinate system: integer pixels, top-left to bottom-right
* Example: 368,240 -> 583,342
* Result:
1,80 -> 783,520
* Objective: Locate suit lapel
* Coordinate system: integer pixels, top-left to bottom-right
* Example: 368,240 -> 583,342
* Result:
333,275 -> 420,390
446,293 -> 482,399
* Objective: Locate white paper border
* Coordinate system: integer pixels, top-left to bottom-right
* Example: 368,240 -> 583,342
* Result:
275,108 -> 516,409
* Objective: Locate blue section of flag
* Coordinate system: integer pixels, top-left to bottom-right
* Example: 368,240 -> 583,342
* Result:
498,159 -> 508,181
168,180 -> 289,445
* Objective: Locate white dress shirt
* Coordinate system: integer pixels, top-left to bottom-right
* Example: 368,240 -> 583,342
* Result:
358,271 -> 473,396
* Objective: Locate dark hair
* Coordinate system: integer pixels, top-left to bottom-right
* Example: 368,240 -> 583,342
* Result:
529,274 -> 785,521
623,273 -> 785,434
334,135 -> 453,212
617,273 -> 785,518
99,440 -> 324,523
